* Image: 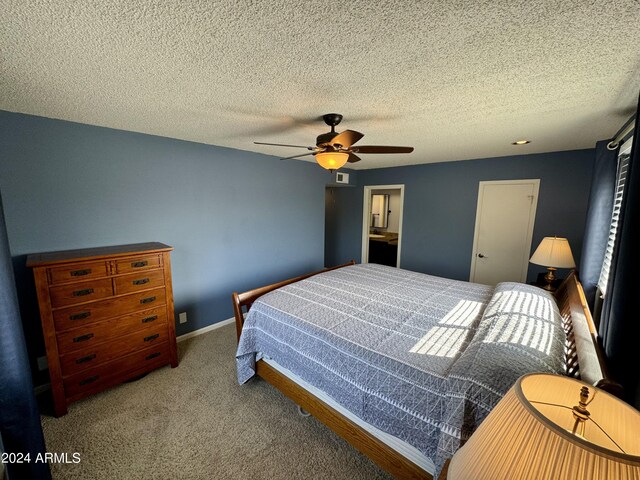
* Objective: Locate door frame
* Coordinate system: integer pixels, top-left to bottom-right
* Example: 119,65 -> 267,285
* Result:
469,179 -> 540,283
361,184 -> 405,267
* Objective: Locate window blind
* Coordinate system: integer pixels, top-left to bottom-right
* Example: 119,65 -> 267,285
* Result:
597,148 -> 631,296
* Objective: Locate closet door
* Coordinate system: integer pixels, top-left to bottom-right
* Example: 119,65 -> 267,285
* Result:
470,180 -> 539,285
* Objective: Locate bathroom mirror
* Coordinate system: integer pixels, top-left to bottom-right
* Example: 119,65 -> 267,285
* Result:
371,194 -> 389,228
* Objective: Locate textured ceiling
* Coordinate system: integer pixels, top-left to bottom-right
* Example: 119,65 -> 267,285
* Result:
1,1 -> 639,169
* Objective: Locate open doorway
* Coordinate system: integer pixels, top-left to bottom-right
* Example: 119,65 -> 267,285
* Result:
361,185 -> 404,267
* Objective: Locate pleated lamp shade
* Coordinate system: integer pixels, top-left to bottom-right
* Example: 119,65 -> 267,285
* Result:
448,373 -> 640,480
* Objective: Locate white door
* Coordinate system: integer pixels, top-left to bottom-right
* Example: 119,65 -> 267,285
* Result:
470,180 -> 539,285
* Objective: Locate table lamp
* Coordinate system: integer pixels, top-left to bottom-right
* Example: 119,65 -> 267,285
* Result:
447,373 -> 640,479
529,236 -> 576,290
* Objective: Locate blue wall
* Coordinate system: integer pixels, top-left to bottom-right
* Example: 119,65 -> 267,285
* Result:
0,109 -> 597,385
324,185 -> 363,267
326,150 -> 595,283
0,110 -> 330,379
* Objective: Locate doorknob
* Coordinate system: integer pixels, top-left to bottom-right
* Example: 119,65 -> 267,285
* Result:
478,253 -> 488,258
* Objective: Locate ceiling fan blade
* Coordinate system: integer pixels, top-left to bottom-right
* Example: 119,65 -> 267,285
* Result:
352,145 -> 414,154
329,130 -> 364,148
347,153 -> 362,163
280,152 -> 316,161
254,141 -> 312,149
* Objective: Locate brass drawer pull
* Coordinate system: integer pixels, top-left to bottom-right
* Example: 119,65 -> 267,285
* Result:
71,269 -> 91,277
133,278 -> 150,285
140,296 -> 156,304
131,261 -> 148,268
73,288 -> 94,297
145,352 -> 161,360
79,375 -> 99,386
73,333 -> 94,343
75,354 -> 96,364
70,311 -> 91,320
142,315 -> 158,323
144,334 -> 160,342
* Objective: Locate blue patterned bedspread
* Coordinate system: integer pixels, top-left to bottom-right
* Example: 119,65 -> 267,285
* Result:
236,264 -> 565,472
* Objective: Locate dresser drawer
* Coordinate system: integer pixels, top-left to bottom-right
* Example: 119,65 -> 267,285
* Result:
53,287 -> 167,331
59,324 -> 169,377
48,261 -> 108,285
114,269 -> 165,295
56,306 -> 168,354
63,343 -> 170,400
116,254 -> 162,274
49,278 -> 114,308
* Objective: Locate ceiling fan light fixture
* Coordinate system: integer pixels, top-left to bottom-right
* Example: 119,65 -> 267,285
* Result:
316,151 -> 349,171
254,113 -> 414,168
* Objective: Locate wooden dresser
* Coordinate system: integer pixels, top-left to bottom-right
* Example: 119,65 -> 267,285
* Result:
27,242 -> 178,416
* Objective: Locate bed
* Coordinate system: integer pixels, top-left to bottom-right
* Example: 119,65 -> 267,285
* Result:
233,262 -> 620,479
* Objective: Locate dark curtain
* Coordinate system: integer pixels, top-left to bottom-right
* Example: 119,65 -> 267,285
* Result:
578,140 -> 618,308
0,192 -> 51,480
599,95 -> 640,409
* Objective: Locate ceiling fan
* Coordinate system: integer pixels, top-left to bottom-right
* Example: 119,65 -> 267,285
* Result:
254,113 -> 414,171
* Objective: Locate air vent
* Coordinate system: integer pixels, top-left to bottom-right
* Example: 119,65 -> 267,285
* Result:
335,172 -> 349,184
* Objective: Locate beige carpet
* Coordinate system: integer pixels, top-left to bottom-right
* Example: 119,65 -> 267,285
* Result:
40,323 -> 391,479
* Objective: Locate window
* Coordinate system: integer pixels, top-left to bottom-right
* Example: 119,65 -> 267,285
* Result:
597,138 -> 633,297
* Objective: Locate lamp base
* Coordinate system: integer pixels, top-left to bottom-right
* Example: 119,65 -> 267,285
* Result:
542,267 -> 557,291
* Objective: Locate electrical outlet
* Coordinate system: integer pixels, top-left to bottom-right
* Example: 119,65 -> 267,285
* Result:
37,356 -> 48,371
179,312 -> 187,324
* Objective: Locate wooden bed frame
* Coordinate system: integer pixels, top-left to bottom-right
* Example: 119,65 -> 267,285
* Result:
232,263 -> 621,480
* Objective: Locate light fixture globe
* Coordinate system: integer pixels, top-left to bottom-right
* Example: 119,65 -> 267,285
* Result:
316,151 -> 349,171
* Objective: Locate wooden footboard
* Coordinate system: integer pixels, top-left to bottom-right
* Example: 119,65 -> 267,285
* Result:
232,260 -> 355,341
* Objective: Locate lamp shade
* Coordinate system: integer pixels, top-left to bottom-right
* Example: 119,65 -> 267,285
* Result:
530,236 -> 576,268
448,373 -> 640,480
316,152 -> 349,171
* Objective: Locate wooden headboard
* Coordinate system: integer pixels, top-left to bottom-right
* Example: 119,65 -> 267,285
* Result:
555,271 -> 623,398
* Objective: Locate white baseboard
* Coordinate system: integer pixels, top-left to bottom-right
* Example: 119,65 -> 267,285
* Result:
176,317 -> 235,343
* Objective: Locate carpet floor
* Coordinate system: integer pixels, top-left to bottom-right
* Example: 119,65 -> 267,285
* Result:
40,323 -> 391,479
